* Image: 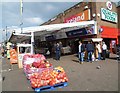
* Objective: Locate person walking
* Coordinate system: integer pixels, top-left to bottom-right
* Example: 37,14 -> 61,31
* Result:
55,43 -> 61,61
59,41 -> 63,56
96,42 -> 102,60
78,41 -> 85,64
102,42 -> 107,60
86,41 -> 94,62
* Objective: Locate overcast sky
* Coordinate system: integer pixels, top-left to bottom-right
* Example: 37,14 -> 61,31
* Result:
0,0 -> 119,43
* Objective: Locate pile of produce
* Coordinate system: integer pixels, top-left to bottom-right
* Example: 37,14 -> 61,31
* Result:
29,66 -> 68,88
10,49 -> 18,64
23,54 -> 68,89
22,54 -> 52,78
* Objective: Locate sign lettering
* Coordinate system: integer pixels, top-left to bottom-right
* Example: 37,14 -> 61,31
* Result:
101,8 -> 117,23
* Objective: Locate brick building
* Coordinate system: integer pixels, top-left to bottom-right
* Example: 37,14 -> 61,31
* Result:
38,1 -> 119,53
117,1 -> 120,44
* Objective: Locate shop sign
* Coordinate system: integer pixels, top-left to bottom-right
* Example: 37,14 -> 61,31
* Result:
45,35 -> 56,41
66,26 -> 95,38
101,8 -> 117,23
106,1 -> 112,10
64,9 -> 90,23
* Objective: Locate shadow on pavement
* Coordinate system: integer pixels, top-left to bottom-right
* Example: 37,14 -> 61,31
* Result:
108,57 -> 117,60
72,59 -> 79,63
2,77 -> 5,81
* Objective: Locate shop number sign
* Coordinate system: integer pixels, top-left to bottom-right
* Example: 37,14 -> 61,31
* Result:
101,8 -> 117,23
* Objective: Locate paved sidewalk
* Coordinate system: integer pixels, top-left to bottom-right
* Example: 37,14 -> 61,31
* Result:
2,54 -> 118,91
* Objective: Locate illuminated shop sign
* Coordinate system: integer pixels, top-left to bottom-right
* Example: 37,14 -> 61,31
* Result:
64,9 -> 90,23
101,8 -> 117,23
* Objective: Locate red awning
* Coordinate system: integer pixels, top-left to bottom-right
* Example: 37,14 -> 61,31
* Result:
101,26 -> 118,38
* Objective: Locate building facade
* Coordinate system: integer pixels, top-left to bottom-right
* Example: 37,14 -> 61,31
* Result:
38,1 -> 119,53
117,1 -> 120,44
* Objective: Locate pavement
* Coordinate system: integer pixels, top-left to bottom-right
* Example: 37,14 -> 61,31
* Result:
1,53 -> 119,91
0,54 -> 2,92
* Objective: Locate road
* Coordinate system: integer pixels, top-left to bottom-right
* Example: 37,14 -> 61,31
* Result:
2,53 -> 119,92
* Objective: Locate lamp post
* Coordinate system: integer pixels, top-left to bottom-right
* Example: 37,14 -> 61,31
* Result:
3,29 -> 5,42
5,26 -> 7,42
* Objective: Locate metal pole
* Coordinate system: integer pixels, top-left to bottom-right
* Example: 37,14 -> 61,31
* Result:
94,21 -> 97,34
6,26 -> 7,42
31,32 -> 34,54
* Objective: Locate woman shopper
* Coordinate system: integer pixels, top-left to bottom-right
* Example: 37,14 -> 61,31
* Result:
96,42 -> 102,60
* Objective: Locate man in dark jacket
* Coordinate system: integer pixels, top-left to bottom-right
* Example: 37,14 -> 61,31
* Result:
86,41 -> 94,62
55,43 -> 61,61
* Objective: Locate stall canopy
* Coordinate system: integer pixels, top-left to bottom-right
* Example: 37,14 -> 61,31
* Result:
9,20 -> 97,43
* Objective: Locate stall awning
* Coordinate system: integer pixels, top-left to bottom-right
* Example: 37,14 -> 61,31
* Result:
101,26 -> 118,38
92,38 -> 103,42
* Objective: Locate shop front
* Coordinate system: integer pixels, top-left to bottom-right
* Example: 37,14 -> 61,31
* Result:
101,26 -> 118,53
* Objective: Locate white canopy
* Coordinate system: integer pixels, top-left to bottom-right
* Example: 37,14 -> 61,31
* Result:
9,20 -> 97,54
92,38 -> 103,42
13,20 -> 97,35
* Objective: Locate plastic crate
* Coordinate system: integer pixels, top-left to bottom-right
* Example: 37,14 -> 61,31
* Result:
34,82 -> 68,92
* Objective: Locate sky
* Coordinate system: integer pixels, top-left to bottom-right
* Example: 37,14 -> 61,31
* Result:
0,0 -> 119,43
0,1 -> 80,42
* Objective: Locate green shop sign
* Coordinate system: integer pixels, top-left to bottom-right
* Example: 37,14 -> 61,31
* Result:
101,8 -> 117,23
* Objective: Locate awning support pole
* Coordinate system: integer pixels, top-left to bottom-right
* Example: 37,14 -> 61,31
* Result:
94,21 -> 97,34
31,32 -> 34,54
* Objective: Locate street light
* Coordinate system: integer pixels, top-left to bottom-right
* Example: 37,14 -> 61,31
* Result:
2,29 -> 5,42
6,26 -> 7,42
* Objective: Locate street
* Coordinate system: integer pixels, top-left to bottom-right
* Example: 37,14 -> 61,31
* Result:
2,53 -> 118,91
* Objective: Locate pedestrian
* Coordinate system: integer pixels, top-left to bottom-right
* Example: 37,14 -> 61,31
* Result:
95,43 -> 98,61
1,47 -> 5,58
55,43 -> 61,61
86,41 -> 94,62
96,42 -> 102,60
78,41 -> 85,64
59,41 -> 63,55
7,45 -> 12,71
102,42 -> 107,60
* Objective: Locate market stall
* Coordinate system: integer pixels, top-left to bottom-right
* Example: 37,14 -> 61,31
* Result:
17,44 -> 32,68
22,54 -> 68,92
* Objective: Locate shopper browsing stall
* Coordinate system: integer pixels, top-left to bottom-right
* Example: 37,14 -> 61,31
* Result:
55,43 -> 61,61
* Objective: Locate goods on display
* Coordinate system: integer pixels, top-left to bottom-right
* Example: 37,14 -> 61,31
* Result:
10,49 -> 18,64
22,54 -> 68,91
